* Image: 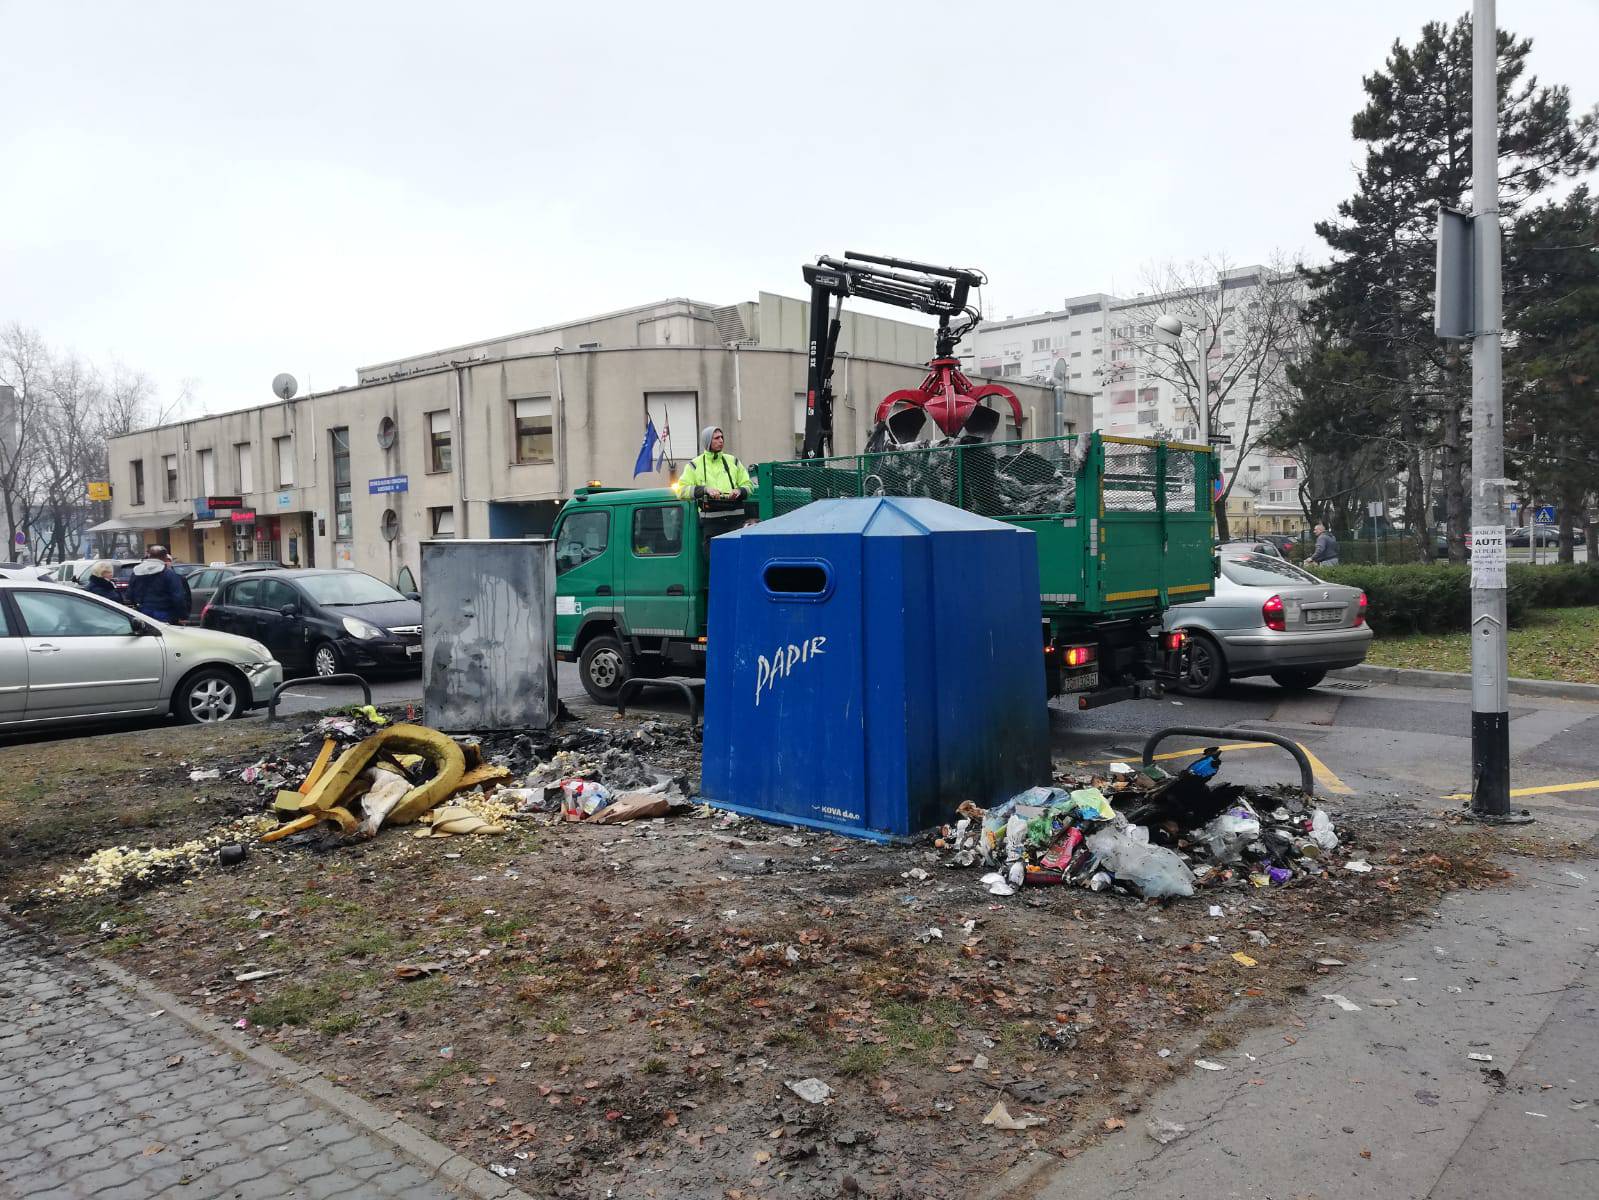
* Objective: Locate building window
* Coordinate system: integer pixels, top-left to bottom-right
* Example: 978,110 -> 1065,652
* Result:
1031,338 -> 1050,353
330,427 -> 352,567
1001,363 -> 1022,378
197,448 -> 216,497
234,442 -> 253,494
130,459 -> 145,506
512,397 -> 553,463
430,506 -> 456,538
162,455 -> 177,502
427,411 -> 452,472
1281,466 -> 1298,480
274,435 -> 294,487
1111,348 -> 1132,362
1071,330 -> 1081,338
644,392 -> 699,463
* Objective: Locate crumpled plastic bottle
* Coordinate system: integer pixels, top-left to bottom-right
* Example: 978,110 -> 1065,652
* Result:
1308,808 -> 1339,851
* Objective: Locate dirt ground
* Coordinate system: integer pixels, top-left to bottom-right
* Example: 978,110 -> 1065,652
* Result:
1,709 -> 1578,1200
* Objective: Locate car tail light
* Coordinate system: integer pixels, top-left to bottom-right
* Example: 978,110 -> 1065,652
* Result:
1163,630 -> 1186,652
1354,591 -> 1368,627
1263,594 -> 1286,632
1063,645 -> 1096,668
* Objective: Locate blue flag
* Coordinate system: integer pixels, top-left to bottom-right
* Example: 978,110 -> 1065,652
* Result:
633,417 -> 660,478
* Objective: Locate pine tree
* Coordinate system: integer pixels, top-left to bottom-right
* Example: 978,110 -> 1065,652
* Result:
1504,186 -> 1599,560
1299,13 -> 1595,559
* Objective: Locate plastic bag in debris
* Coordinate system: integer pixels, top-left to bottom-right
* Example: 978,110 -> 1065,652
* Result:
1086,821 -> 1196,899
1197,809 -> 1262,863
558,779 -> 610,821
1308,808 -> 1339,852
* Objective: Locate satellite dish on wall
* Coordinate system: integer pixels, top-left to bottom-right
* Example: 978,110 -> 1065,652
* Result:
1051,358 -> 1071,386
272,373 -> 299,400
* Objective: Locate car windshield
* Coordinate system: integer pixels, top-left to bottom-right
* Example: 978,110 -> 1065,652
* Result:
1220,554 -> 1323,587
297,573 -> 407,606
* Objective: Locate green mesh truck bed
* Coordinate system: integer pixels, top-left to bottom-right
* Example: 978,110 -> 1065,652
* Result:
753,433 -> 1216,617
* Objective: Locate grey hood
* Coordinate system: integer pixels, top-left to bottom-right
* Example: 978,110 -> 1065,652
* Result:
700,425 -> 721,452
133,559 -> 167,576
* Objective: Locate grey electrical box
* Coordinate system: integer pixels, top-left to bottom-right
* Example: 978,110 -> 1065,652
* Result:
421,538 -> 557,731
1435,206 -> 1475,340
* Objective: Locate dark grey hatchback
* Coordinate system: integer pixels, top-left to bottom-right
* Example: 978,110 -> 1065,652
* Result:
200,569 -> 422,678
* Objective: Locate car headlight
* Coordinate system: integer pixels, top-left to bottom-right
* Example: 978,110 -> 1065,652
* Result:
342,616 -> 385,640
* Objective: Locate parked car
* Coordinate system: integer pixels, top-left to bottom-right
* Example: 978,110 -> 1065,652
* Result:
1164,552 -> 1373,696
52,558 -> 96,586
182,562 -> 281,620
201,569 -> 422,678
1506,524 -> 1561,547
1217,539 -> 1283,559
1260,533 -> 1299,557
0,578 -> 282,728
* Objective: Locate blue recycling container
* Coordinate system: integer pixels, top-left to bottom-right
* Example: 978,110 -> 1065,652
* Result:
700,497 -> 1049,841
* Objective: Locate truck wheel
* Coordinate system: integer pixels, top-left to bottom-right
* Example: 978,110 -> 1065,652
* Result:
1270,668 -> 1326,691
1174,632 -> 1226,698
579,635 -> 629,705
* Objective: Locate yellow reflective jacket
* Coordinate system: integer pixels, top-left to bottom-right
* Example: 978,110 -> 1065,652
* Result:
675,450 -> 751,497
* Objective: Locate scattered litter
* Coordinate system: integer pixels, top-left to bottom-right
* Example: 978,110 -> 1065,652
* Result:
1231,952 -> 1258,967
1367,998 -> 1399,1007
1323,994 -> 1362,1012
1146,1118 -> 1189,1145
489,1164 -> 517,1178
394,962 -> 448,980
785,1078 -> 833,1105
981,1101 -> 1047,1130
1468,1053 -> 1494,1063
1193,1060 -> 1227,1072
188,768 -> 220,782
1209,905 -> 1224,918
233,969 -> 286,983
1317,958 -> 1347,967
1157,1049 -> 1172,1059
1343,860 -> 1373,873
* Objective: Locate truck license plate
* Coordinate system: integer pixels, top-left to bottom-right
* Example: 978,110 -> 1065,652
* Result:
1305,608 -> 1342,626
1063,669 -> 1099,692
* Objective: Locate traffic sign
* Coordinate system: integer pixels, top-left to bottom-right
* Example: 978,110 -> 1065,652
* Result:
1535,505 -> 1556,525
86,481 -> 111,501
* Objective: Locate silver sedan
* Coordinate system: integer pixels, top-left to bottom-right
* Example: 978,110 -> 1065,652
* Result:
1164,553 -> 1372,696
0,579 -> 283,730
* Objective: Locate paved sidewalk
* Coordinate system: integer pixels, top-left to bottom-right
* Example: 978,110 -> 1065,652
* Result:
0,924 -> 461,1200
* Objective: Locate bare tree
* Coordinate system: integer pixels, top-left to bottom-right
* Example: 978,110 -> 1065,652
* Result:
0,323 -> 52,554
1109,255 -> 1306,540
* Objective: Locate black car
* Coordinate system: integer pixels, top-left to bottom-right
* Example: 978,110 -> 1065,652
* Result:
181,562 -> 282,620
201,569 -> 422,677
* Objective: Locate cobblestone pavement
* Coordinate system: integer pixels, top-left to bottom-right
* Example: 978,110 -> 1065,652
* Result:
0,924 -> 462,1200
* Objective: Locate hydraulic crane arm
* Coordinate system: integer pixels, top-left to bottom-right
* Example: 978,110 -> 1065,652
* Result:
800,252 -> 987,459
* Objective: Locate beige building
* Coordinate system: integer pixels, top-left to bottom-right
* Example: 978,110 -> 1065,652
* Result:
104,296 -> 1083,583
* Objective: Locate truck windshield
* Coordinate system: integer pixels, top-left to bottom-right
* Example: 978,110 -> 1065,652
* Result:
556,510 -> 609,572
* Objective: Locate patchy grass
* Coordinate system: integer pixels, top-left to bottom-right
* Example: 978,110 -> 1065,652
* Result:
247,971 -> 367,1028
1368,606 -> 1599,684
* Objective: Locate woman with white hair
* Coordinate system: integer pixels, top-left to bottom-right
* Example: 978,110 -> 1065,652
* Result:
81,560 -> 120,602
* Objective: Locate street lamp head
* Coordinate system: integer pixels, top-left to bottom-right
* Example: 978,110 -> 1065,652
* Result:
1154,314 -> 1185,344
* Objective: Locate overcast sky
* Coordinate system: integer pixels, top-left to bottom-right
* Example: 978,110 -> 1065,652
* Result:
4,0 -> 1596,417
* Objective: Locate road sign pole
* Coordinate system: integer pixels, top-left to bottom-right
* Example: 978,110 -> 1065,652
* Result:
1468,0 -> 1514,819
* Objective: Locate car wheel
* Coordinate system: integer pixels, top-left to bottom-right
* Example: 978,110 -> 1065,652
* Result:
578,634 -> 629,705
176,668 -> 243,724
1174,631 -> 1226,698
313,642 -> 342,678
1270,668 -> 1326,691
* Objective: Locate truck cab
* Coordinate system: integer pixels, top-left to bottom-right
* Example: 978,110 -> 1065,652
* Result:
552,485 -> 747,702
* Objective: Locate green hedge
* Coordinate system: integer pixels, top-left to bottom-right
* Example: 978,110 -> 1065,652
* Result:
1315,563 -> 1599,636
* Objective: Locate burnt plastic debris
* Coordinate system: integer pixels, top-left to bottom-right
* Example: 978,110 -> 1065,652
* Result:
937,748 -> 1341,902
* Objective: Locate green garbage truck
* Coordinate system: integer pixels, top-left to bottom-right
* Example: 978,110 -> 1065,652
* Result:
552,431 -> 1215,708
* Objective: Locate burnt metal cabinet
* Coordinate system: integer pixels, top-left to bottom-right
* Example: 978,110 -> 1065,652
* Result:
421,538 -> 556,730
